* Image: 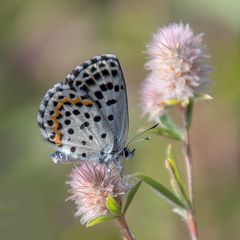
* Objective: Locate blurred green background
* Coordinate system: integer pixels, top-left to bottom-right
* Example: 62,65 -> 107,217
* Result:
0,0 -> 240,239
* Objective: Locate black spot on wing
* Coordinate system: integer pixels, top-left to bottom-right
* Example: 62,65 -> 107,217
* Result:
93,73 -> 101,80
111,70 -> 118,77
106,99 -> 117,106
106,82 -> 113,90
95,100 -> 102,109
110,61 -> 117,68
83,72 -> 89,78
90,66 -> 97,73
73,109 -> 80,115
70,146 -> 76,153
95,91 -> 104,99
53,101 -> 58,107
76,80 -> 82,87
80,122 -> 89,129
76,102 -> 83,107
56,114 -> 63,119
86,78 -> 95,86
101,133 -> 107,138
114,85 -> 119,92
80,85 -> 89,92
47,120 -> 54,126
108,115 -> 114,121
65,119 -> 71,125
65,111 -> 71,117
69,93 -> 76,99
93,116 -> 101,122
58,95 -> 64,100
68,128 -> 74,134
89,135 -> 93,140
102,69 -> 110,77
100,84 -> 107,92
84,112 -> 90,119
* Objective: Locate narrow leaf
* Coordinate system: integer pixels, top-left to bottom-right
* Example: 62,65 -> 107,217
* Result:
159,114 -> 183,140
135,174 -> 186,209
165,145 -> 190,205
150,126 -> 183,140
106,196 -> 121,216
123,180 -> 142,213
159,114 -> 177,130
87,215 -> 117,227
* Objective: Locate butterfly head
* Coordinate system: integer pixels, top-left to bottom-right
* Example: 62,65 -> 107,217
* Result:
122,147 -> 135,160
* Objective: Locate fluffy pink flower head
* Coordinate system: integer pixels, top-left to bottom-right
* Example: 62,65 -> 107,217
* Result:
142,22 -> 211,121
67,162 -> 130,225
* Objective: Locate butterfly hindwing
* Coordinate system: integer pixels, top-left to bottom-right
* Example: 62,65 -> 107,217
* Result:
37,83 -> 114,163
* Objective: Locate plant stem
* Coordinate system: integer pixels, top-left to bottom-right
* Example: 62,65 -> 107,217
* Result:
183,129 -> 193,203
117,215 -> 135,240
187,210 -> 198,240
182,106 -> 198,240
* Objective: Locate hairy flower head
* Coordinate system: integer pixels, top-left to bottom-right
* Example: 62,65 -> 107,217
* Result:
141,22 -> 212,121
67,162 -> 130,225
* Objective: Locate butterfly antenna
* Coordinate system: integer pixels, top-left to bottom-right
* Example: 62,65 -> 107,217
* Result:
127,123 -> 159,147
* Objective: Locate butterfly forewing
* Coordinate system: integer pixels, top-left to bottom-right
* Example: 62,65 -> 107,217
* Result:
66,54 -> 129,149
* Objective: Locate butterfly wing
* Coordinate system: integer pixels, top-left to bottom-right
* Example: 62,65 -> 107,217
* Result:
37,83 -> 114,163
66,54 -> 129,150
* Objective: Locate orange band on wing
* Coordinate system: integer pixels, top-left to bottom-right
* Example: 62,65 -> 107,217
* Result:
50,97 -> 94,146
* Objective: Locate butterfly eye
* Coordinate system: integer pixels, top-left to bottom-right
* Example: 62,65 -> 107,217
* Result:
123,148 -> 134,160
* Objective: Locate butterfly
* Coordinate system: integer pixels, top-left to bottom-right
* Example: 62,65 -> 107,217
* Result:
37,54 -> 134,171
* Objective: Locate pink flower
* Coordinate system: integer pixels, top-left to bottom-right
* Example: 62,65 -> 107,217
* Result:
141,22 -> 212,121
67,162 -> 130,225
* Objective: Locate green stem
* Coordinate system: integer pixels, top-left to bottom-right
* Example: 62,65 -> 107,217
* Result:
183,129 -> 193,203
182,106 -> 198,240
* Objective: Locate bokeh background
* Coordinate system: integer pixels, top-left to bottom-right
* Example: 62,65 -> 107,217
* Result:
1,0 -> 240,239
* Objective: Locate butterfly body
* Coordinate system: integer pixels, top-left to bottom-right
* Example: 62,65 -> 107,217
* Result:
37,54 -> 133,170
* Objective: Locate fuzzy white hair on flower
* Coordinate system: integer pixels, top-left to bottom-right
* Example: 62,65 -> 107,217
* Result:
141,22 -> 212,121
67,162 -> 130,225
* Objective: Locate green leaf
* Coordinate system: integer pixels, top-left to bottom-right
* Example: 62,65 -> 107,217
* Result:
87,215 -> 117,227
165,145 -> 190,205
106,196 -> 121,216
123,180 -> 142,213
150,126 -> 183,140
158,114 -> 183,140
138,122 -> 182,140
159,114 -> 177,129
135,173 -> 186,209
